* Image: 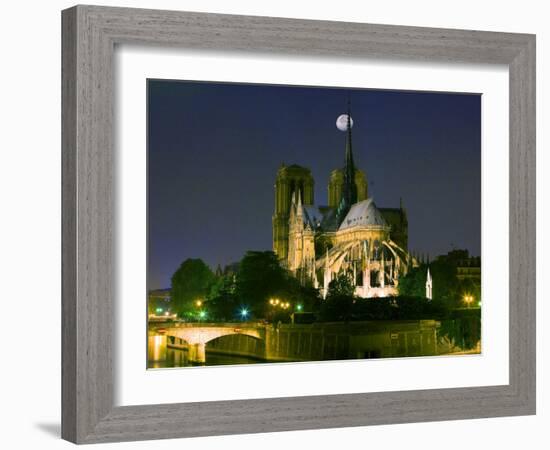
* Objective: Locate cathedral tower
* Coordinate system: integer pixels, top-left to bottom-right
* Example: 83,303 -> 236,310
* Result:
272,164 -> 314,261
328,168 -> 368,208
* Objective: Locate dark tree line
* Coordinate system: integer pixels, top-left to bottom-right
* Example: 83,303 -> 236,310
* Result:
168,248 -> 480,326
170,251 -> 318,322
398,249 -> 481,309
318,273 -> 450,322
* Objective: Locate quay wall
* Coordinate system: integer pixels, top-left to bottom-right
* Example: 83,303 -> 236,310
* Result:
205,320 -> 441,362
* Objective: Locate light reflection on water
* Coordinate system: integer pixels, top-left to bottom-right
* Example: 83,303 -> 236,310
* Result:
147,316 -> 481,369
147,335 -> 261,368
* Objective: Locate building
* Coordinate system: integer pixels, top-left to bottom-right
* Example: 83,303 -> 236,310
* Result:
456,256 -> 481,281
147,288 -> 172,315
273,103 -> 413,298
272,164 -> 314,260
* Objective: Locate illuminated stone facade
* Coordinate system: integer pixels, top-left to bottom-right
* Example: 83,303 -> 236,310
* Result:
272,164 -> 314,261
273,108 -> 413,298
328,167 -> 368,208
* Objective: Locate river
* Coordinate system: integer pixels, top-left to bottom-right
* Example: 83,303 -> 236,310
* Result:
147,316 -> 481,368
148,346 -> 263,368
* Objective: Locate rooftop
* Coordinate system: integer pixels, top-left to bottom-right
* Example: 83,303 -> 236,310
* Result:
339,198 -> 387,231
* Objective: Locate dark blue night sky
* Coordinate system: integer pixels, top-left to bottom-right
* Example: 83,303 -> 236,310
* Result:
148,80 -> 481,290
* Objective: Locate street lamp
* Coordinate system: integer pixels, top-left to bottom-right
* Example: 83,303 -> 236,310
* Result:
463,294 -> 474,308
195,299 -> 203,308
240,308 -> 249,321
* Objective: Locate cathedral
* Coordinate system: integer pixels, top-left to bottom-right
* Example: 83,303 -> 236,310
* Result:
272,107 -> 414,298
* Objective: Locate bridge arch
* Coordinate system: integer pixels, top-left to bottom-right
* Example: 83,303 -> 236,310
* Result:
160,324 -> 265,363
205,332 -> 266,362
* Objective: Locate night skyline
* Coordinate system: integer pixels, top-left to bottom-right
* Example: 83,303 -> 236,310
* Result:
147,80 -> 481,290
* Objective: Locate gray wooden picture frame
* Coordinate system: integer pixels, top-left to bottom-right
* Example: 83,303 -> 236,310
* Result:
61,5 -> 536,444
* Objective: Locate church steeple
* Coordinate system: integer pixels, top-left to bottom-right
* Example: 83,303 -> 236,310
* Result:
343,98 -> 358,207
336,96 -> 358,225
425,267 -> 433,300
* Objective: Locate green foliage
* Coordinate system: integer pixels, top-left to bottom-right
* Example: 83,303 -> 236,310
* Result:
398,249 -> 481,309
430,262 -> 461,305
327,273 -> 356,298
205,274 -> 239,321
233,251 -> 324,320
170,258 -> 215,315
170,252 -> 324,322
438,308 -> 481,351
319,294 -> 354,322
208,273 -> 235,300
319,295 -> 450,322
318,274 -> 356,322
234,251 -> 288,317
206,294 -> 239,322
390,296 -> 449,320
297,285 -> 322,313
397,268 -> 426,298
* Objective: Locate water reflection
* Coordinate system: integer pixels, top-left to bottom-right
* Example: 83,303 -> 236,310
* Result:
148,335 -> 167,362
147,315 -> 481,368
147,337 -> 262,368
439,316 -> 482,352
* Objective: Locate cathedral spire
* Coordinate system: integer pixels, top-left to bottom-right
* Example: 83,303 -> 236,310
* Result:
337,95 -> 358,225
426,267 -> 433,300
344,96 -> 357,205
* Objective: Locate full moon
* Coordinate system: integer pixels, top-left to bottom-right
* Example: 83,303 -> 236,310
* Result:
336,114 -> 353,131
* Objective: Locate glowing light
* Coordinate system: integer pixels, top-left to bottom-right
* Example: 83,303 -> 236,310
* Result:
195,300 -> 203,307
296,304 -> 303,311
240,308 -> 249,319
156,307 -> 163,313
198,310 -> 206,320
463,294 -> 474,307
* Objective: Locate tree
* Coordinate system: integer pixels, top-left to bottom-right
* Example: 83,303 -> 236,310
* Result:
318,274 -> 355,322
392,296 -> 449,320
170,259 -> 215,315
327,273 -> 355,298
438,308 -> 481,351
234,251 -> 287,317
208,273 -> 236,300
207,274 -> 239,321
396,266 -> 426,298
398,250 -> 476,308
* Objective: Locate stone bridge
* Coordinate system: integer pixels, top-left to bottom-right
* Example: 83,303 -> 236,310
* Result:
150,322 -> 265,363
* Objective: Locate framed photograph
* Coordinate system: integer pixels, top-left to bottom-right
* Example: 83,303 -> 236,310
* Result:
62,5 -> 536,444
